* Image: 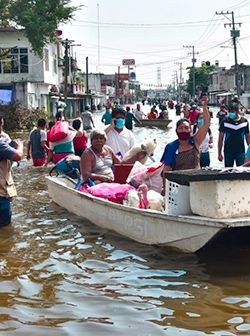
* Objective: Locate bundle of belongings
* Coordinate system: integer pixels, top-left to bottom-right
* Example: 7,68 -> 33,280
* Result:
76,161 -> 164,211
49,154 -> 80,179
77,182 -> 135,205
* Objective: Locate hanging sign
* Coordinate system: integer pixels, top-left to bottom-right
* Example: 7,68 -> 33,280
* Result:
122,59 -> 135,65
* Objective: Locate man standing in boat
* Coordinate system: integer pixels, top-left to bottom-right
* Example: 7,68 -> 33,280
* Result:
134,103 -> 146,120
218,102 -> 250,167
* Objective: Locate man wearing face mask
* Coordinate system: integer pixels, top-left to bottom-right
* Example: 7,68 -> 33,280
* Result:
218,102 -> 250,167
105,107 -> 136,158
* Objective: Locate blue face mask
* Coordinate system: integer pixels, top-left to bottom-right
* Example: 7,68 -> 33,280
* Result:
228,112 -> 236,119
197,119 -> 204,126
115,118 -> 125,129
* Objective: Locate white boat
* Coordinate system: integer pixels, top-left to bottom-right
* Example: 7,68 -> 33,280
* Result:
46,175 -> 250,252
134,119 -> 172,128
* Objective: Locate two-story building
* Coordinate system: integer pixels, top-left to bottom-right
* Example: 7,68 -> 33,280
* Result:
209,64 -> 250,108
0,26 -> 63,115
0,26 -> 86,117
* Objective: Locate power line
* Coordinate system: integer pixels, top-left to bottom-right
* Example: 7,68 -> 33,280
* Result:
194,15 -> 224,45
73,13 -> 250,28
226,0 -> 250,11
238,40 -> 250,62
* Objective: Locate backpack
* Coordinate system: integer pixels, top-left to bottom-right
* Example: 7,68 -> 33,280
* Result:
49,154 -> 81,179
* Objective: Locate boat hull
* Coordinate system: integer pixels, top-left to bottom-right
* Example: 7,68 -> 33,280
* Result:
45,176 -> 250,252
135,119 -> 172,128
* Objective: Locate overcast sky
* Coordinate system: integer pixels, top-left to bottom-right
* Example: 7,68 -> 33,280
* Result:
61,0 -> 250,87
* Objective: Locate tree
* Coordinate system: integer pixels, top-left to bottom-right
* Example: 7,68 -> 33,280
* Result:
186,63 -> 216,97
0,103 -> 48,131
0,0 -> 78,57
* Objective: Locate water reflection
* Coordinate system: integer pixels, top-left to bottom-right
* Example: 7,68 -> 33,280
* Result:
0,110 -> 249,335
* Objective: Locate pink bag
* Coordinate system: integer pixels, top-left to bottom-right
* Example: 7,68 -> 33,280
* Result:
50,121 -> 69,142
78,183 -> 135,204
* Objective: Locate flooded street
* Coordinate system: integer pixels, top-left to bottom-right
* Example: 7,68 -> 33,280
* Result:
1,107 -> 250,335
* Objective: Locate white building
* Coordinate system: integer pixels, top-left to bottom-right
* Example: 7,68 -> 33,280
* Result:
0,27 -> 63,115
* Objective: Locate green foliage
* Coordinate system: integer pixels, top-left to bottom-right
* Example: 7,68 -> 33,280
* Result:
166,84 -> 176,93
0,0 -> 11,24
186,64 -> 216,96
0,0 -> 78,57
135,89 -> 144,99
0,103 -> 48,131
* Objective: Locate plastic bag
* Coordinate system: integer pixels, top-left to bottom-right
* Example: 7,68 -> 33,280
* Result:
50,121 -> 69,142
126,161 -> 147,186
126,161 -> 164,193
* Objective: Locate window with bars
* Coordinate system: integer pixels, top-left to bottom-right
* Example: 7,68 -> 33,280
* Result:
0,48 -> 29,74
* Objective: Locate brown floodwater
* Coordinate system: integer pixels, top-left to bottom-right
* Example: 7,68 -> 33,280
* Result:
0,108 -> 250,335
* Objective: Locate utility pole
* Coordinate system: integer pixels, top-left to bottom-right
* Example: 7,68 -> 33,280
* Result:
216,11 -> 242,97
63,39 -> 72,104
175,70 -> 178,98
62,39 -> 81,108
157,66 -> 162,87
183,45 -> 199,99
171,72 -> 177,92
86,56 -> 89,105
97,2 -> 100,72
115,65 -> 120,100
118,65 -> 120,101
115,72 -> 118,100
175,62 -> 183,102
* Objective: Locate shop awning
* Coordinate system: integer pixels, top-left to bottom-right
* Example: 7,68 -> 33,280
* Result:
217,92 -> 234,96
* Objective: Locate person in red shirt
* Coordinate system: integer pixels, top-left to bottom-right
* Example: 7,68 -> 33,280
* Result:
188,105 -> 199,125
168,100 -> 174,109
72,119 -> 88,157
147,107 -> 157,120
